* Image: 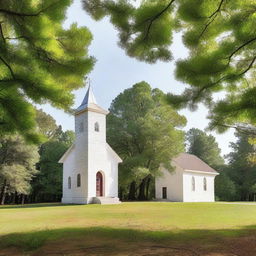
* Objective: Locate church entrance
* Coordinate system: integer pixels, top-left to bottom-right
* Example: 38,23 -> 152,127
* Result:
96,172 -> 103,197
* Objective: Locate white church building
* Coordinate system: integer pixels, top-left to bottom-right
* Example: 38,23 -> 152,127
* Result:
59,85 -> 122,204
155,153 -> 219,202
59,85 -> 219,204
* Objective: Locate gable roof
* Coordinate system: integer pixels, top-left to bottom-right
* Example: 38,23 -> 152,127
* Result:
58,144 -> 74,163
106,143 -> 123,163
173,153 -> 218,174
59,143 -> 122,164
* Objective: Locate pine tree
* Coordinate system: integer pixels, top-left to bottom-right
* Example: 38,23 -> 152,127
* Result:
186,128 -> 224,168
83,0 -> 256,132
226,133 -> 256,201
0,0 -> 95,142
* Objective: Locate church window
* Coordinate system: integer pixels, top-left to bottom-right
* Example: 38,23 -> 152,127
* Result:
192,176 -> 195,191
68,177 -> 71,189
77,174 -> 81,187
79,122 -> 84,133
95,122 -> 99,132
203,177 -> 207,191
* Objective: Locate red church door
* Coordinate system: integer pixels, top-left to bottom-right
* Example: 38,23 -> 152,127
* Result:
96,172 -> 103,197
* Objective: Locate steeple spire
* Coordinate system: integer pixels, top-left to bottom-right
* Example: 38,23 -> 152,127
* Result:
75,83 -> 108,115
81,84 -> 97,106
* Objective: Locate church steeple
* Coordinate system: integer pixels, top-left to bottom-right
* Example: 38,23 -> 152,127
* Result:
80,84 -> 97,107
76,84 -> 108,115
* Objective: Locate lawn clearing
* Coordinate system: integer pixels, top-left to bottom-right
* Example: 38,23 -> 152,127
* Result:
1,202 -> 256,255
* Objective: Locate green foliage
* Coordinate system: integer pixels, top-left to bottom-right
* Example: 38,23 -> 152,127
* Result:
35,109 -> 58,139
226,132 -> 256,201
0,108 -> 74,204
0,134 -> 39,202
83,0 -> 174,63
186,128 -> 224,168
0,0 -> 95,142
0,165 -> 35,195
31,126 -> 74,202
107,81 -> 186,199
83,0 -> 256,131
215,171 -> 237,201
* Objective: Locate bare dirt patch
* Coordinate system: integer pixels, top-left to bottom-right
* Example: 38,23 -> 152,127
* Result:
1,234 -> 255,256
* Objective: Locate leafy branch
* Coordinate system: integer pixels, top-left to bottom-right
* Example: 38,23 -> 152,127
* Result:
0,1 -> 62,17
141,0 -> 176,40
199,0 -> 226,38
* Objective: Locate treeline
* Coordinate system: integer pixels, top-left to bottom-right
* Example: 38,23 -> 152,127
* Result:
1,83 -> 256,204
0,110 -> 74,205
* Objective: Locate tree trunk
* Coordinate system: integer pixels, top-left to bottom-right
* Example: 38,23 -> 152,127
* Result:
21,194 -> 25,205
11,192 -> 16,204
119,187 -> 123,201
1,191 -> 6,205
145,177 -> 151,200
128,181 -> 136,200
138,178 -> 147,201
0,180 -> 7,205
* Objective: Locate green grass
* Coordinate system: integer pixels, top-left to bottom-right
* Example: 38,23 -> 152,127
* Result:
1,202 -> 256,253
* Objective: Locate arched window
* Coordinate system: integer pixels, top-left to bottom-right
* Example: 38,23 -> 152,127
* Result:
68,177 -> 71,189
192,176 -> 195,191
94,122 -> 99,132
203,177 -> 207,191
77,174 -> 81,187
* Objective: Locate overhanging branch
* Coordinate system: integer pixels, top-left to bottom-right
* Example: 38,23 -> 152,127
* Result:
0,56 -> 15,78
0,1 -> 62,17
141,0 -> 176,40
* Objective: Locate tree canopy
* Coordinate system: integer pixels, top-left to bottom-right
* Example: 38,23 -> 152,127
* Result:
0,0 -> 94,142
226,132 -> 256,201
107,81 -> 186,200
83,0 -> 256,132
0,108 -> 75,205
0,134 -> 39,204
186,128 -> 224,168
31,129 -> 74,203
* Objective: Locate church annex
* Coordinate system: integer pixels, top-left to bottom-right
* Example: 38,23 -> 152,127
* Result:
59,85 -> 122,204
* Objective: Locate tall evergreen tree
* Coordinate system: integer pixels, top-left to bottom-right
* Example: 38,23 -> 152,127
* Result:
186,128 -> 224,168
226,133 -> 256,201
0,0 -> 95,142
107,82 -> 186,200
0,135 -> 39,204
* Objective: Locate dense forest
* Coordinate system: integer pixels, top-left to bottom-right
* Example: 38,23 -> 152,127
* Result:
0,109 -> 74,204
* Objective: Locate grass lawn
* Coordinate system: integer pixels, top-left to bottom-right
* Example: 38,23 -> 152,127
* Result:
1,202 -> 256,255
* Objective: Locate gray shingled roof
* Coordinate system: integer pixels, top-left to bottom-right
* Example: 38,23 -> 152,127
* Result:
76,85 -> 108,114
173,153 -> 218,174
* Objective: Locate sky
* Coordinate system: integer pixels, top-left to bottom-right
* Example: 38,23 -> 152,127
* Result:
41,0 -> 236,157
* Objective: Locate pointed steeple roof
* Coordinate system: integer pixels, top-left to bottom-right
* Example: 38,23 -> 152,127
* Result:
80,84 -> 97,107
75,84 -> 109,115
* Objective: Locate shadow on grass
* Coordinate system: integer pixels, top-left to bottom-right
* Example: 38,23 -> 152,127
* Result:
1,225 -> 256,252
0,203 -> 79,210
